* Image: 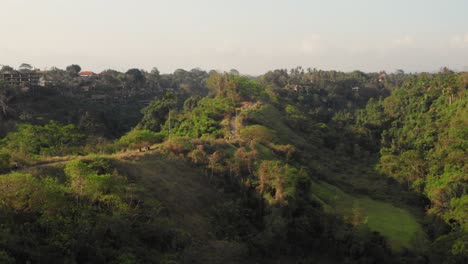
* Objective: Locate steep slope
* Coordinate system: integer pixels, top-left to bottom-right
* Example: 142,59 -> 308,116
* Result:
117,154 -> 252,263
2,151 -> 258,263
358,72 -> 468,262
4,69 -> 456,263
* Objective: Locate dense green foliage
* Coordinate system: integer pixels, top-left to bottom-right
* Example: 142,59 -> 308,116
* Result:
0,65 -> 466,263
138,93 -> 177,132
1,121 -> 85,156
170,97 -> 235,138
357,72 -> 468,262
0,159 -> 189,263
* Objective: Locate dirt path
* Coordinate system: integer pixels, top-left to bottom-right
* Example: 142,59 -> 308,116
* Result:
229,114 -> 237,139
228,102 -> 256,140
16,147 -> 159,172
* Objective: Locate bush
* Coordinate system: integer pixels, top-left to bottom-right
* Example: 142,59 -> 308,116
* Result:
257,160 -> 310,205
240,125 -> 276,144
118,129 -> 165,148
0,173 -> 45,212
1,121 -> 86,158
163,137 -> 194,155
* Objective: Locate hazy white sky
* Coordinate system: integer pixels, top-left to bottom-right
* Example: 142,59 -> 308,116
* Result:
1,0 -> 468,74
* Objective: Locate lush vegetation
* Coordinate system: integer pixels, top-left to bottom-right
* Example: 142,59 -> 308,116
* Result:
357,71 -> 468,262
0,158 -> 190,263
0,64 -> 466,263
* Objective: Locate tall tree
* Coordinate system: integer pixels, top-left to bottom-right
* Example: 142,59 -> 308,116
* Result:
138,93 -> 176,132
18,63 -> 33,72
125,68 -> 146,88
0,65 -> 15,74
66,64 -> 82,76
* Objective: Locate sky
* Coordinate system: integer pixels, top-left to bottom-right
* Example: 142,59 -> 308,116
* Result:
1,0 -> 468,75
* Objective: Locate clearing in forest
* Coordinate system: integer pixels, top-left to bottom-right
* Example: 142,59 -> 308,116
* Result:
310,180 -> 428,252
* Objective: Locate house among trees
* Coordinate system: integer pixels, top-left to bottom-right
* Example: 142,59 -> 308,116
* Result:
378,72 -> 386,83
0,69 -> 42,88
79,71 -> 97,77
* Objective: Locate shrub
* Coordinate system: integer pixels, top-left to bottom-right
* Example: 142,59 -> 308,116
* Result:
0,173 -> 45,212
163,137 -> 194,155
1,121 -> 86,158
118,129 -> 165,147
257,161 -> 310,204
239,125 -> 276,144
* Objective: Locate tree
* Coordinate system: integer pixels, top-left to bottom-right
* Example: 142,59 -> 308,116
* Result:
19,63 -> 33,72
138,93 -> 176,132
230,69 -> 240,76
66,64 -> 82,76
183,96 -> 201,112
125,68 -> 146,87
146,67 -> 161,90
44,67 -> 72,91
0,65 -> 15,74
208,151 -> 224,178
239,125 -> 276,144
151,67 -> 160,77
1,121 -> 86,157
257,160 -> 309,204
207,72 -> 242,101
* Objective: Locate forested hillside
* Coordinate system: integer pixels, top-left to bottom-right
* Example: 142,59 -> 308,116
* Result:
0,65 -> 466,263
357,71 -> 468,262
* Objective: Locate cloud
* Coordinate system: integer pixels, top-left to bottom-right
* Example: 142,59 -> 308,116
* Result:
299,35 -> 328,54
450,34 -> 468,47
391,36 -> 414,47
214,40 -> 240,54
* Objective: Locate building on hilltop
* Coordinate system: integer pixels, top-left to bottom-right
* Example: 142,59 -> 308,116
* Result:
0,69 -> 42,88
378,72 -> 386,83
79,71 -> 97,77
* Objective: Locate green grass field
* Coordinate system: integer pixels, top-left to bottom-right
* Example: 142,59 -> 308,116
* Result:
311,180 -> 428,251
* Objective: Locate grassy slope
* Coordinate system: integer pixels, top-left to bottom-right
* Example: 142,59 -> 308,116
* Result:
33,147 -> 426,253
116,153 -> 254,264
19,100 -> 430,258
21,145 -> 427,260
311,180 -> 428,252
246,103 -> 428,252
22,151 -> 254,263
118,154 -> 218,240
